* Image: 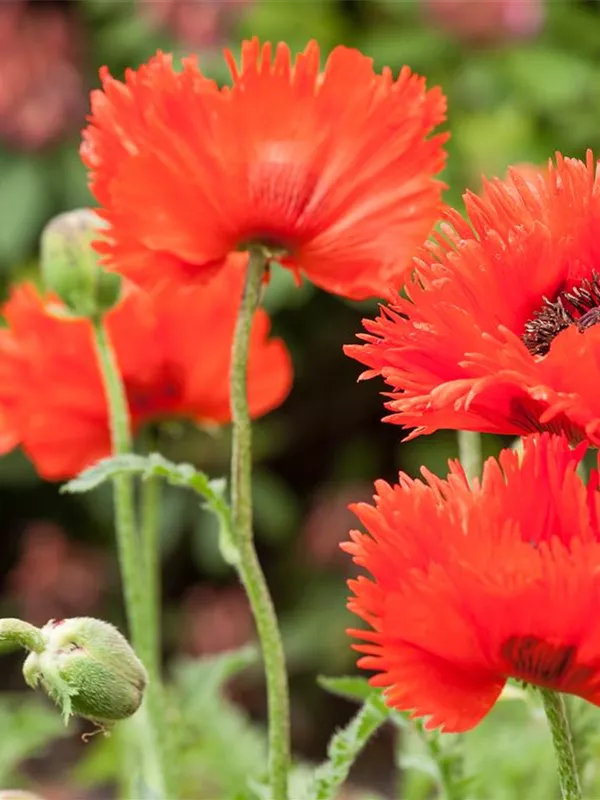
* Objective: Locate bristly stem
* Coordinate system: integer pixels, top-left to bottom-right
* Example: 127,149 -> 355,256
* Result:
92,320 -> 145,648
230,248 -> 290,800
141,442 -> 161,678
457,430 -> 483,484
540,689 -> 582,799
92,319 -> 172,799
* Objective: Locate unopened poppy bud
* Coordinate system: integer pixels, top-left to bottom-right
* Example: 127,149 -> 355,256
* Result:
40,209 -> 121,319
22,617 -> 147,730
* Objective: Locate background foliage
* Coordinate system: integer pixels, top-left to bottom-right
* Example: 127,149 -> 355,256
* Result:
1,0 -> 600,797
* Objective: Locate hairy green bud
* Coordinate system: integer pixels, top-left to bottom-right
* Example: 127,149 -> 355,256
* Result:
40,209 -> 121,319
23,617 -> 147,731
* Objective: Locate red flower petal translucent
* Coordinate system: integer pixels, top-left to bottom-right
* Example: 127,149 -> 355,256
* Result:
346,152 -> 600,443
81,39 -> 447,300
0,255 -> 292,480
343,434 -> 600,732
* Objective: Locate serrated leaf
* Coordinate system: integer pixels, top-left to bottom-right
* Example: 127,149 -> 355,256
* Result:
173,645 -> 259,699
398,753 -> 440,781
0,695 -> 68,784
62,453 -> 238,565
317,675 -> 375,705
306,693 -> 390,800
172,648 -> 268,797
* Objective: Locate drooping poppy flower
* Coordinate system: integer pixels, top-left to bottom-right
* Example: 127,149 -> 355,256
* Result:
80,38 -> 447,300
0,256 -> 292,480
344,433 -> 600,733
346,152 -> 600,444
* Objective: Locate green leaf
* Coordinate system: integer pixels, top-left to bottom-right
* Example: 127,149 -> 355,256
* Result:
306,691 -> 390,800
252,469 -> 301,544
173,646 -> 259,698
0,695 -> 68,785
172,648 -> 269,798
317,675 -> 375,705
62,453 -> 238,565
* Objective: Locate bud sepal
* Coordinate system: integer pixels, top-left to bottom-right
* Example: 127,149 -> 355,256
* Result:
21,617 -> 147,732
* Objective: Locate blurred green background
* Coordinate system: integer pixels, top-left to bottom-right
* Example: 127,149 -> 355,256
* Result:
1,0 -> 600,798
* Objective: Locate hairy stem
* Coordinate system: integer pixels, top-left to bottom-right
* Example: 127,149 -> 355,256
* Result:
230,249 -> 290,800
141,473 -> 161,677
540,689 -> 582,800
0,619 -> 44,653
92,320 -> 173,798
457,430 -> 483,484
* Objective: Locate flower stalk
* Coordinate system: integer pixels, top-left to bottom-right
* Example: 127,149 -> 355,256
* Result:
457,430 -> 483,484
92,318 -> 173,798
539,689 -> 582,800
141,472 -> 161,677
230,248 -> 290,800
0,619 -> 44,654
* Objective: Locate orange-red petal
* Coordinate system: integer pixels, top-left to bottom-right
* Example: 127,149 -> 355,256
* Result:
344,435 -> 600,731
82,39 -> 447,299
0,260 -> 292,480
346,152 -> 600,443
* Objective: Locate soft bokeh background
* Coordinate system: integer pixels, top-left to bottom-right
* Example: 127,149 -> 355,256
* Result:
1,1 -> 599,798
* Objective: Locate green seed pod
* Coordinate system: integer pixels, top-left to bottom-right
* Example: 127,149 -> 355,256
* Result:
23,617 -> 147,730
40,209 -> 122,319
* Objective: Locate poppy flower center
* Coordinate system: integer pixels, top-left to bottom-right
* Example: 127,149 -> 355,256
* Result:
240,152 -> 320,253
501,635 -> 577,685
522,272 -> 600,356
124,367 -> 182,422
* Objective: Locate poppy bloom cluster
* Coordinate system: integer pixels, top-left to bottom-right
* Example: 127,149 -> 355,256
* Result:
0,258 -> 292,480
344,434 -> 600,732
81,38 -> 447,300
347,152 -> 600,445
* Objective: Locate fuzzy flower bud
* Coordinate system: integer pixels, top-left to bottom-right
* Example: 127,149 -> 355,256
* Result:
40,209 -> 121,319
22,617 -> 147,730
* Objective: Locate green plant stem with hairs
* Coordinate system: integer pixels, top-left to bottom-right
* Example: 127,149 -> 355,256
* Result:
229,248 -> 291,800
141,472 -> 162,677
457,430 -> 483,484
92,319 -> 174,799
540,690 -> 582,800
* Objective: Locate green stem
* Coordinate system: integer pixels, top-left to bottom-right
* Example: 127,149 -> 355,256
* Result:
92,319 -> 171,799
92,321 -> 145,646
141,473 -> 161,677
540,690 -> 582,799
457,430 -> 483,484
230,248 -> 290,800
412,722 -> 463,800
0,619 -> 44,653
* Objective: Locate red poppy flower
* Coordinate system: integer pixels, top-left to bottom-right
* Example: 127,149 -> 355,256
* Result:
80,38 -> 447,300
343,433 -> 600,733
346,152 -> 600,444
0,256 -> 292,480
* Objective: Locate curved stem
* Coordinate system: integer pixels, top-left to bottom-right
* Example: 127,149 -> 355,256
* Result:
92,319 -> 172,799
540,689 -> 582,799
0,619 -> 44,654
230,249 -> 290,800
457,430 -> 483,484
